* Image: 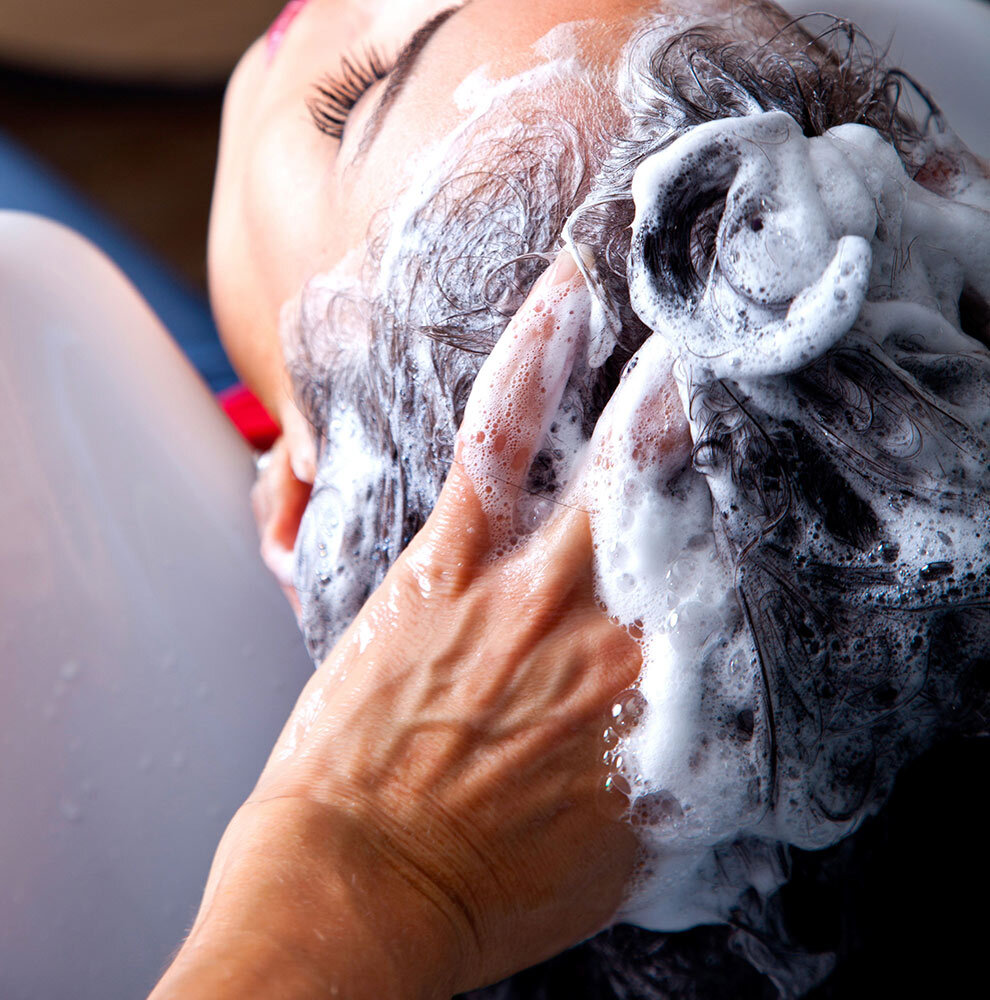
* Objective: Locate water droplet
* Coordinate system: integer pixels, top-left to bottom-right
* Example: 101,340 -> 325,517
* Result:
878,541 -> 900,563
59,796 -> 82,822
603,773 -> 631,797
618,573 -> 636,593
610,689 -> 647,733
919,560 -> 953,582
514,495 -> 552,534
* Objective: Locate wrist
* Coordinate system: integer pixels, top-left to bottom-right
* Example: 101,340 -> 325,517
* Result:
150,796 -> 462,1000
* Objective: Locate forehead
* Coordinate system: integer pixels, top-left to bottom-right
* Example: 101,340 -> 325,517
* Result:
348,0 -> 663,203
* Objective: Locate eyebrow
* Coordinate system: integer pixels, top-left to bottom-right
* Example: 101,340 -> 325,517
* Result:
356,5 -> 463,156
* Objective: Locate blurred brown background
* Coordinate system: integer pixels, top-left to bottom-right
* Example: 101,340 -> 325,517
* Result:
0,0 -> 284,293
2,0 -> 986,300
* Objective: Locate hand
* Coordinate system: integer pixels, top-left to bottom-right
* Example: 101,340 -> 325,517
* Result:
154,251 -> 690,998
250,404 -> 315,616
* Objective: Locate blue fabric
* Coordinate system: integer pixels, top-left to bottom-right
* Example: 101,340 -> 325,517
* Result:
0,130 -> 237,392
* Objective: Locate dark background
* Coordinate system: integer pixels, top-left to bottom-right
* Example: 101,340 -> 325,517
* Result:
1,66 -> 222,291
0,0 -> 283,293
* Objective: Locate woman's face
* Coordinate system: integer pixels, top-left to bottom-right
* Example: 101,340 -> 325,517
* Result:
208,0 -> 653,446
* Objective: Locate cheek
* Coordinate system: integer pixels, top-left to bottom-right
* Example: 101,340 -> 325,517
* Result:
242,112 -> 341,308
213,33 -> 349,322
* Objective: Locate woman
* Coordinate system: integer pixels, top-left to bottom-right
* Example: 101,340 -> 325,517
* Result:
156,0 -> 990,996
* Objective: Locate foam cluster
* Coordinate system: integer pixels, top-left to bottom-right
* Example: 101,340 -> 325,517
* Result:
576,333 -> 769,930
602,113 -> 990,930
421,112 -> 989,939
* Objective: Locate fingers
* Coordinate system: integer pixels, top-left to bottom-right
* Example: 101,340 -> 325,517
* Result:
579,332 -> 691,497
279,398 -> 318,484
428,252 -> 590,562
251,436 -> 312,617
251,401 -> 317,615
520,331 -> 694,615
573,333 -> 697,619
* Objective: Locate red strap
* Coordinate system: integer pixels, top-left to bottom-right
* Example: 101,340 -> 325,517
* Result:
218,384 -> 281,452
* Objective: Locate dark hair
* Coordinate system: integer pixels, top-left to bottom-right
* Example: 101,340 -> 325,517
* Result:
287,6 -> 990,996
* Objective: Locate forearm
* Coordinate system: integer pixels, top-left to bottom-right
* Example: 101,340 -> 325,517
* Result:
151,924 -> 425,1000
150,797 -> 459,1000
150,929 -> 360,1000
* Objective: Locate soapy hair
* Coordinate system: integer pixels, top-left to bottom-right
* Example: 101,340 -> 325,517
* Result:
288,5 -> 989,997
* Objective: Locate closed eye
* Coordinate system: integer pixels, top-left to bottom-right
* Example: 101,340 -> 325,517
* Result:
307,49 -> 392,142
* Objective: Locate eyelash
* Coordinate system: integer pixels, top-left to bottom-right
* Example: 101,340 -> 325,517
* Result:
307,50 -> 391,142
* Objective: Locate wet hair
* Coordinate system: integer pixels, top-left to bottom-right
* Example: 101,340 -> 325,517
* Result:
287,4 -> 990,996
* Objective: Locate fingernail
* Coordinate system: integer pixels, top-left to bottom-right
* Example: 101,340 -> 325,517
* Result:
544,251 -> 579,286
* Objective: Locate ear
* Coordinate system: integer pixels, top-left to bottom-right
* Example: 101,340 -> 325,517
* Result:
252,404 -> 316,618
